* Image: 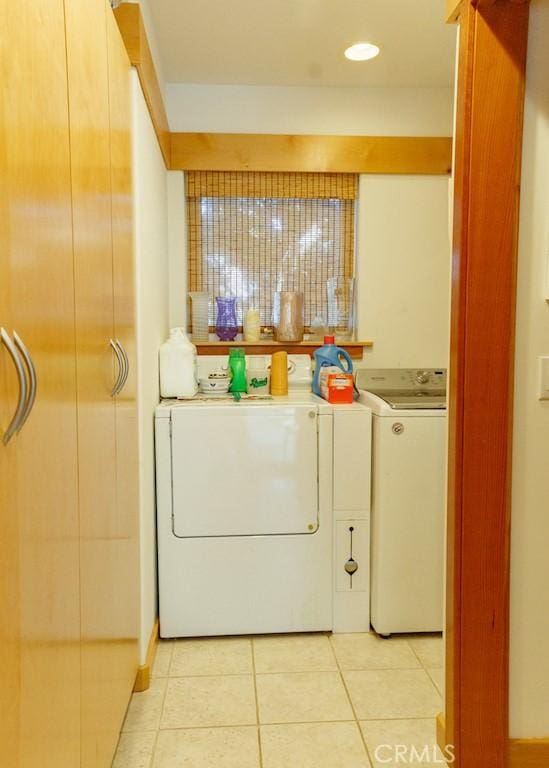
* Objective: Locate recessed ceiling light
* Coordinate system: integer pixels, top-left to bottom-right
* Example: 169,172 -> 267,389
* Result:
344,42 -> 380,62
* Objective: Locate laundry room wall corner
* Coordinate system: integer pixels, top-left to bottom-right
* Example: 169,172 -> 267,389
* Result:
132,68 -> 170,664
167,170 -> 187,329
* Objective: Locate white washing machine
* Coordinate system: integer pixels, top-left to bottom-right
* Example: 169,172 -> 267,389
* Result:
156,355 -> 372,638
356,368 -> 447,635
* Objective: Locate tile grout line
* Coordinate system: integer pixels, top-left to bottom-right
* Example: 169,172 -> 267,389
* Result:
404,635 -> 444,671
405,637 -> 427,670
250,638 -> 264,768
328,633 -> 376,767
399,637 -> 444,704
123,713 -> 441,736
148,721 -> 161,768
159,663 -> 424,679
425,666 -> 444,697
147,641 -> 175,767
156,674 -> 171,743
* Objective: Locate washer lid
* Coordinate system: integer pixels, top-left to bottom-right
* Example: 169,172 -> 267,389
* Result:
372,391 -> 446,410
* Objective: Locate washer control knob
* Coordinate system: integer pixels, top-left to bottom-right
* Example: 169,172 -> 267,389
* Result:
392,422 -> 404,435
415,370 -> 431,384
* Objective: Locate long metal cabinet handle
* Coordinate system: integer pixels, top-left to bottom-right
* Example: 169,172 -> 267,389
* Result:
110,339 -> 124,396
115,340 -> 127,394
1,327 -> 28,445
117,341 -> 129,392
13,331 -> 37,432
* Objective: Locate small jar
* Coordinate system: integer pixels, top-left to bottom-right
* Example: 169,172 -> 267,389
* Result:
243,309 -> 261,342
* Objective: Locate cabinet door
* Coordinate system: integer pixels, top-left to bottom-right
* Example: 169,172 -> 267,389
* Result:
3,0 -> 81,765
0,20 -> 20,761
107,1 -> 140,744
64,0 -> 122,765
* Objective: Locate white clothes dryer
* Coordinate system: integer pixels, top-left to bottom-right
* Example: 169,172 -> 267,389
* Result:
155,355 -> 371,638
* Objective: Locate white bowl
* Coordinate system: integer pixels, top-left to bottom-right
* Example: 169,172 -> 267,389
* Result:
199,377 -> 230,393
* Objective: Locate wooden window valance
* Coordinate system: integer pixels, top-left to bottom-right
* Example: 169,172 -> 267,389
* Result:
185,171 -> 358,200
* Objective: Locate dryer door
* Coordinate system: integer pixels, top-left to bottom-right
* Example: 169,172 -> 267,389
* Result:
171,404 -> 319,537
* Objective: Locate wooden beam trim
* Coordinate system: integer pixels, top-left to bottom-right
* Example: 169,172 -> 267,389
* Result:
436,713 -> 448,755
446,0 -> 529,764
170,133 -> 452,175
113,3 -> 171,167
448,1 -> 530,25
509,739 -> 549,768
447,0 -> 464,22
133,618 -> 159,693
112,6 -> 452,176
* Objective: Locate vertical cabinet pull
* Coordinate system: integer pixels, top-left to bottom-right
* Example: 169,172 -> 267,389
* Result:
13,331 -> 37,432
110,339 -> 124,396
110,339 -> 130,397
117,341 -> 129,392
1,327 -> 28,445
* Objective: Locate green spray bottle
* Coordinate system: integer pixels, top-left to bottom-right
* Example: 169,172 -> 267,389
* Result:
228,348 -> 247,393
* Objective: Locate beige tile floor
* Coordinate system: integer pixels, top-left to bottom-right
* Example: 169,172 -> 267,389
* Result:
113,632 -> 445,768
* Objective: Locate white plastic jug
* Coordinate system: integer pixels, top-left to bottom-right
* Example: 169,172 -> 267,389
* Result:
159,328 -> 198,398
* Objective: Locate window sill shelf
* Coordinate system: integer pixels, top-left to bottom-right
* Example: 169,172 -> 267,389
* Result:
193,340 -> 373,360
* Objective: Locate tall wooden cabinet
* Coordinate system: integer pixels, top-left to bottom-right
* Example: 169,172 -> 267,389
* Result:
0,1 -> 139,766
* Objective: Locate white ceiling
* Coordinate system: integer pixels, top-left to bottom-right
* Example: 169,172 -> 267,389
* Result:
148,0 -> 456,88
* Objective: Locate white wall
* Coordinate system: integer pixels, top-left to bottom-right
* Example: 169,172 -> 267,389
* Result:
167,84 -> 454,136
356,174 -> 450,368
131,70 -> 170,662
167,171 -> 187,329
509,0 -> 549,739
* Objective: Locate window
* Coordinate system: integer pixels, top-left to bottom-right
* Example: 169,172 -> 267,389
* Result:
186,171 -> 357,330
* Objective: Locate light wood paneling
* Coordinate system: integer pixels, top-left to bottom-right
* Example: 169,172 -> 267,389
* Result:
446,0 -> 529,765
113,2 -> 170,166
64,0 -> 121,765
0,4 -> 20,757
170,133 -> 453,174
3,0 -> 81,765
2,3 -> 139,766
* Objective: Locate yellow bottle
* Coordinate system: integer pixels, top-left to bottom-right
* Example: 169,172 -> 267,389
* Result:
270,351 -> 289,395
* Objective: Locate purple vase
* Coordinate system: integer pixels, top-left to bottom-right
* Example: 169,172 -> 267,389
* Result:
215,297 -> 238,341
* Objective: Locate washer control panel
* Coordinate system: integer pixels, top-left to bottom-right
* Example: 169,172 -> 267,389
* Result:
356,368 -> 447,394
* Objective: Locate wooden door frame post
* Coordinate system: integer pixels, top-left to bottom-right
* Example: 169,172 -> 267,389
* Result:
446,0 -> 530,765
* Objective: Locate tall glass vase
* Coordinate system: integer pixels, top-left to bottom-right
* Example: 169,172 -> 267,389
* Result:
189,291 -> 210,341
215,296 -> 238,341
327,278 -> 356,341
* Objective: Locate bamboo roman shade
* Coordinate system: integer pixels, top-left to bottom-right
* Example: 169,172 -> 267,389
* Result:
186,171 -> 358,200
186,171 -> 357,329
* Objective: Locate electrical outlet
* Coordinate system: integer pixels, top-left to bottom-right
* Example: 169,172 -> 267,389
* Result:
538,356 -> 549,400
